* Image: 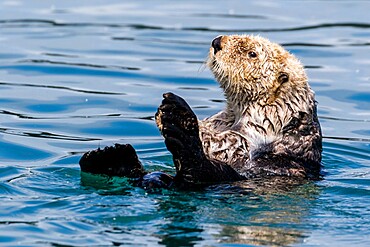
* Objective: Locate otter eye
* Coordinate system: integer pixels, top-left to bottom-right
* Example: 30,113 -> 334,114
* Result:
278,73 -> 289,84
248,51 -> 257,58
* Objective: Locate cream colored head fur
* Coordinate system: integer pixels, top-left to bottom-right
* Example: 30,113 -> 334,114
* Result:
208,35 -> 310,107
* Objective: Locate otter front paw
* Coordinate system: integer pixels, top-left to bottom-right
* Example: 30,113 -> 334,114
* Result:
154,93 -> 243,185
155,92 -> 198,137
79,143 -> 146,178
155,93 -> 203,158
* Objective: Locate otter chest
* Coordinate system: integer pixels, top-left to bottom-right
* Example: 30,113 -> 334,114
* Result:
198,111 -> 282,166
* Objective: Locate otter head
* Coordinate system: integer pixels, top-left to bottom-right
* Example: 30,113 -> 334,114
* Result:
207,35 -> 310,110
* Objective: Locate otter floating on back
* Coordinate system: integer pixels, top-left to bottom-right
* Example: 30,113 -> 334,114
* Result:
80,35 -> 322,189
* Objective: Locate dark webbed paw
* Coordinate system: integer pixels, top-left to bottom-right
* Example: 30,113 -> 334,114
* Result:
79,143 -> 146,178
155,93 -> 243,185
156,92 -> 199,138
155,92 -> 204,160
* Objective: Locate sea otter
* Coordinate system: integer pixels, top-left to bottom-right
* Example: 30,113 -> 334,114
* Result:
79,35 -> 322,189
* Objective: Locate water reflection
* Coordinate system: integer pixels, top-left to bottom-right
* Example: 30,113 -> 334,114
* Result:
217,179 -> 319,246
79,173 -> 320,246
148,178 -> 320,246
156,194 -> 204,246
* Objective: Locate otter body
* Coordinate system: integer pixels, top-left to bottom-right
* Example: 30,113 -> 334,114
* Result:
80,35 -> 322,189
199,35 -> 321,178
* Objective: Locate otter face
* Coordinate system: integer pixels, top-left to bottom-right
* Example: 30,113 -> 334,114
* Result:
207,35 -> 307,105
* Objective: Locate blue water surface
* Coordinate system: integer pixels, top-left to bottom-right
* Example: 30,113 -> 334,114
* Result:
0,1 -> 369,246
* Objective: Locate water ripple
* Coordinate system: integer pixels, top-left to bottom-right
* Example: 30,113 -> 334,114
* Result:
0,81 -> 125,95
19,59 -> 140,71
191,13 -> 268,20
2,19 -> 370,33
0,127 -> 99,142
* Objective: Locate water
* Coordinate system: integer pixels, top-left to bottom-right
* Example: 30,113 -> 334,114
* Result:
0,1 -> 369,246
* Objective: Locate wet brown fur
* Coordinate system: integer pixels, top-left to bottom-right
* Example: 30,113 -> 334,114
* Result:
199,35 -> 322,178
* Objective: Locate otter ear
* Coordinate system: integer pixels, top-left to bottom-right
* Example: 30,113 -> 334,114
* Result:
278,73 -> 289,84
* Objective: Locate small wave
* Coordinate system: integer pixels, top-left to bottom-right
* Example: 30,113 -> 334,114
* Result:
324,136 -> 370,143
112,36 -> 207,46
191,13 -> 267,20
182,22 -> 370,33
0,64 -> 139,80
324,141 -> 370,161
19,59 -> 140,71
0,221 -> 37,225
2,19 -> 370,33
0,81 -> 125,95
282,43 -> 333,47
0,127 -> 99,142
320,116 -> 370,123
0,109 -> 126,120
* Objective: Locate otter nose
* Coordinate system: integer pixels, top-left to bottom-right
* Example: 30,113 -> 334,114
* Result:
212,36 -> 223,54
